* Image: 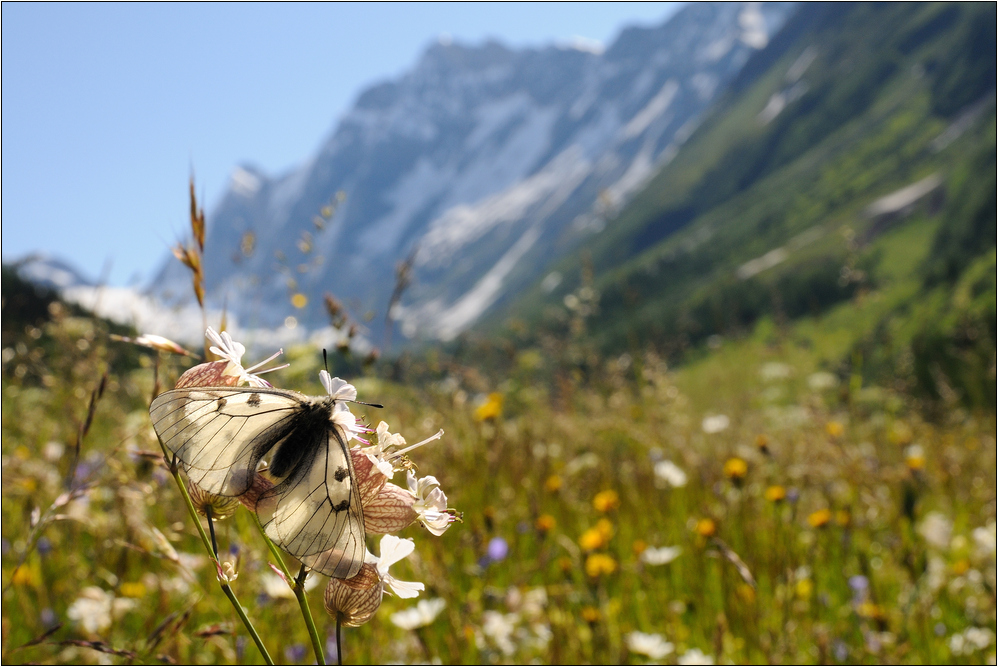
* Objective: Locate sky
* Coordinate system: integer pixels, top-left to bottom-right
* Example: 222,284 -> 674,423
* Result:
2,2 -> 683,287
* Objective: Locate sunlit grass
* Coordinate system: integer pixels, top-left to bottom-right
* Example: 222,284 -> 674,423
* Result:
2,303 -> 994,664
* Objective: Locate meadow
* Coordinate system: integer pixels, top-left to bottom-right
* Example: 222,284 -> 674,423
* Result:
1,269 -> 995,665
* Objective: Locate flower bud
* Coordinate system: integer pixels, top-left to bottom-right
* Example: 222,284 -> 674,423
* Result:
324,564 -> 382,627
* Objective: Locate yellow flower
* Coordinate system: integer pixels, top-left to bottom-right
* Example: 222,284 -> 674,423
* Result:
723,457 -> 748,480
579,528 -> 606,551
474,393 -> 503,421
593,489 -> 620,513
764,485 -> 787,502
808,509 -> 833,528
695,518 -> 717,537
857,601 -> 885,621
595,518 -> 614,542
544,475 -> 563,493
584,553 -> 618,577
581,605 -> 601,623
10,565 -> 37,587
119,582 -> 146,598
291,293 -> 308,309
905,445 -> 925,471
826,421 -> 844,438
795,578 -> 813,599
632,539 -> 648,556
535,514 -> 556,533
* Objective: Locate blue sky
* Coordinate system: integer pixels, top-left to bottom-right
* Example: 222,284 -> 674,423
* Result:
2,2 -> 682,287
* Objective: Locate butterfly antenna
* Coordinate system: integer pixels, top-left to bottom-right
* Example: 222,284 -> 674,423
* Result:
350,399 -> 384,409
322,348 -> 329,373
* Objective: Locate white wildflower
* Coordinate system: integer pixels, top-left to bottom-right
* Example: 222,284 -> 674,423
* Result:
407,471 -> 457,536
918,512 -> 953,551
654,460 -> 688,488
807,371 -> 838,391
66,586 -> 136,634
641,546 -> 682,566
206,327 -> 287,387
626,631 -> 674,659
390,598 -> 446,630
972,523 -> 997,560
480,611 -> 520,656
677,647 -> 715,665
701,415 -> 729,434
359,421 -> 444,477
369,534 -> 424,599
759,362 -> 791,381
218,561 -> 238,583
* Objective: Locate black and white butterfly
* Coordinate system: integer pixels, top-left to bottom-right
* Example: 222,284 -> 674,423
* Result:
150,371 -> 366,579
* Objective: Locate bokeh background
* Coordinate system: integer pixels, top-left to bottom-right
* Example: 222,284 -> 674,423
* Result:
3,2 -> 995,665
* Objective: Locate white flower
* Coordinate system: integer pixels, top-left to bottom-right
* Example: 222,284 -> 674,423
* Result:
480,611 -> 520,656
964,627 -> 995,650
367,422 -> 444,470
369,534 -> 424,599
205,327 -> 286,387
701,415 -> 729,434
66,586 -> 136,634
677,647 -> 714,665
358,421 -> 406,478
390,598 -> 446,630
759,362 -> 791,381
626,631 -> 674,660
319,370 -> 358,403
654,460 -> 688,488
318,370 -> 368,444
217,561 -> 238,583
407,471 -> 457,536
971,523 -> 997,560
640,546 -> 681,566
807,371 -> 838,391
918,512 -> 953,551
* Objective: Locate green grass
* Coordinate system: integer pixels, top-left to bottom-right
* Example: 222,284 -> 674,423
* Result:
2,297 -> 995,664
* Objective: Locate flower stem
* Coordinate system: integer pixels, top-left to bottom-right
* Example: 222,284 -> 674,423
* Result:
336,618 -> 343,666
162,449 -> 274,665
250,514 -> 326,666
296,564 -> 327,666
206,505 -> 219,557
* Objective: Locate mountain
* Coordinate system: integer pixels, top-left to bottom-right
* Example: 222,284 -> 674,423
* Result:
494,2 -> 995,407
12,253 -> 96,291
151,2 -> 796,345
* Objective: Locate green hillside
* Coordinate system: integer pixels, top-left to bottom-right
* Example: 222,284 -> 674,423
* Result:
493,1 -> 996,408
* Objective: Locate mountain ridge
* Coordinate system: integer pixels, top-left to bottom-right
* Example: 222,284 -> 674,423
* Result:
150,2 -> 796,345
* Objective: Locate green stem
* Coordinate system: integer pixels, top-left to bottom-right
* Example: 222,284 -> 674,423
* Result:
250,515 -> 326,665
163,450 -> 274,665
249,512 -> 295,579
296,564 -> 327,666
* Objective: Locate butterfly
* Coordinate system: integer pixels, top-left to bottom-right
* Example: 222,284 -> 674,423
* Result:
149,372 -> 366,579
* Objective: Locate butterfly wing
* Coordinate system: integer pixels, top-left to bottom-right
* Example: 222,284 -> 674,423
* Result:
150,387 -> 305,496
150,387 -> 366,579
256,421 -> 366,579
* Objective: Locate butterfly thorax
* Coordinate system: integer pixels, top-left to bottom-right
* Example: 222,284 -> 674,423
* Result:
267,396 -> 338,480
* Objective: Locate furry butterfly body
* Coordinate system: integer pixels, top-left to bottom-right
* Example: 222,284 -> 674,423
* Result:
150,386 -> 366,579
